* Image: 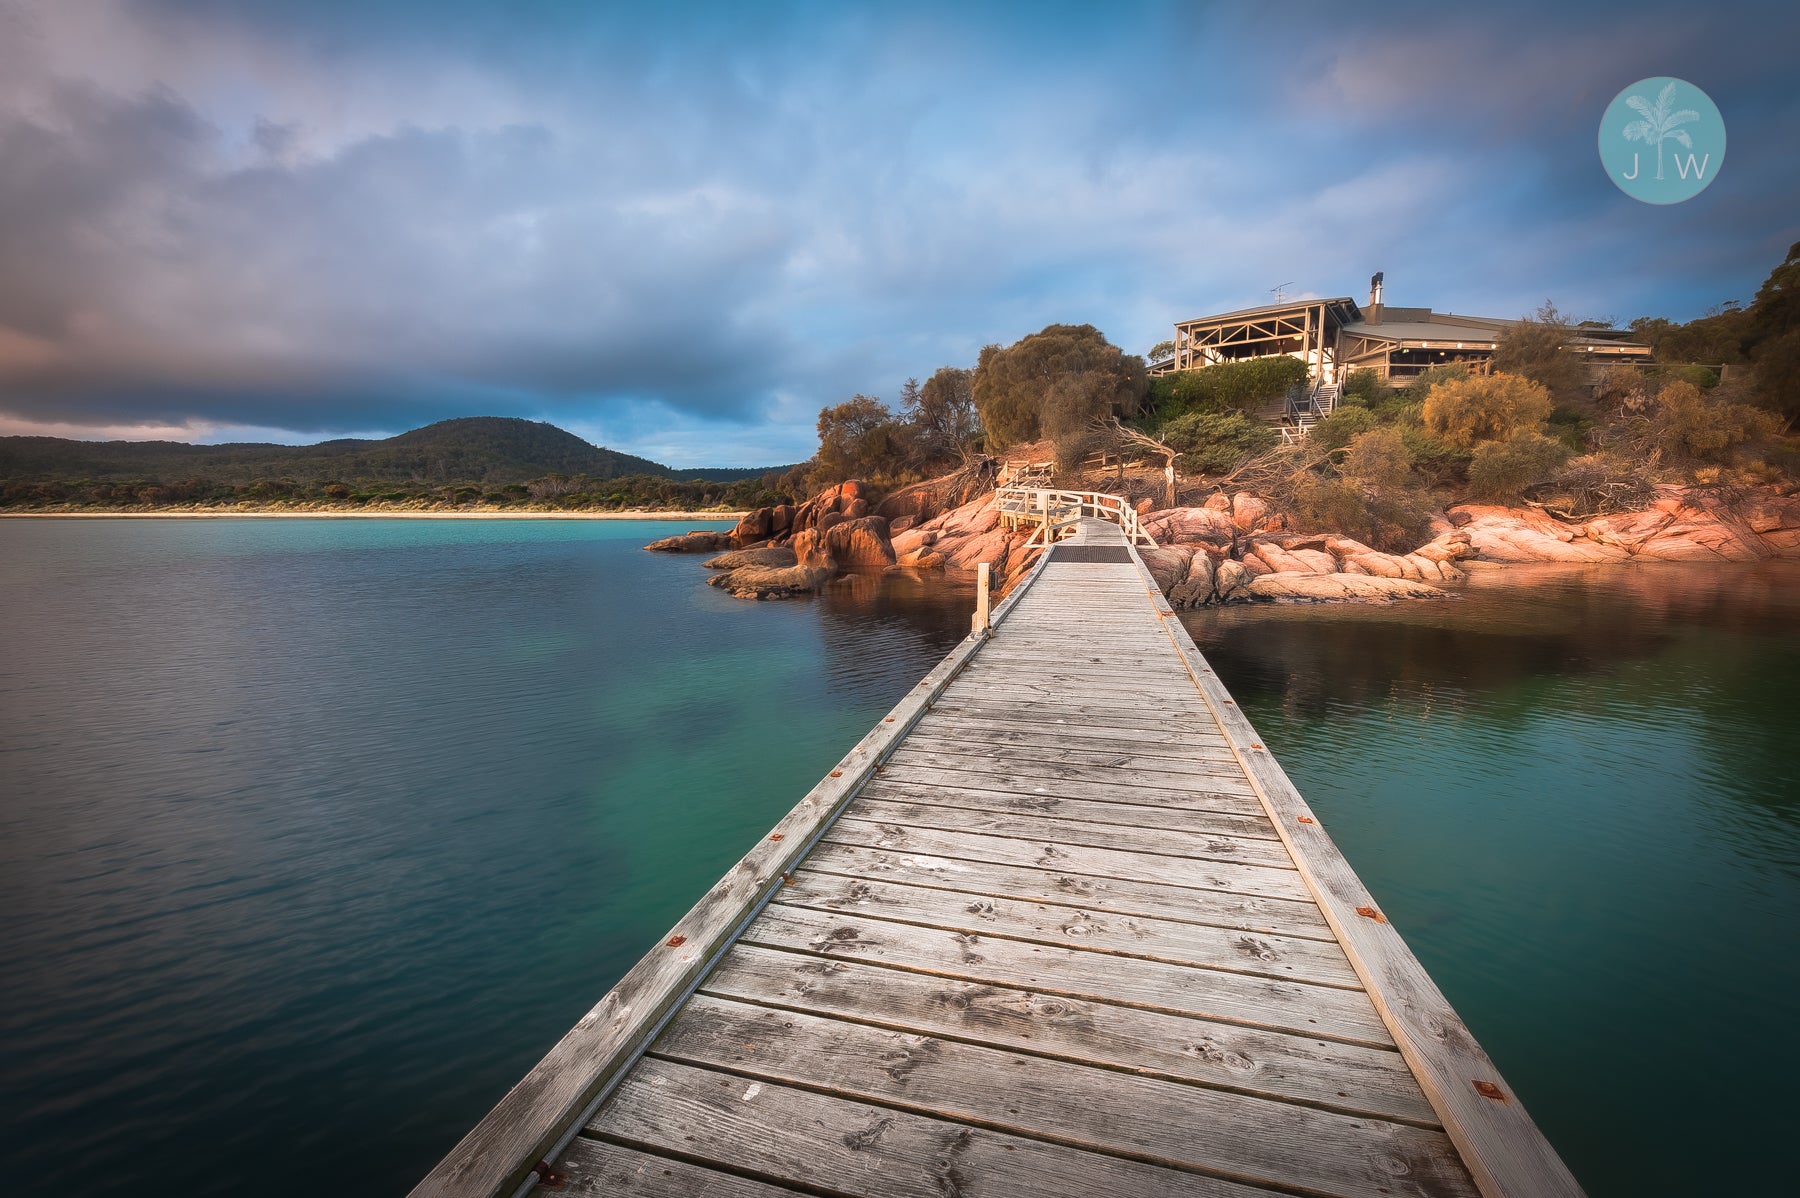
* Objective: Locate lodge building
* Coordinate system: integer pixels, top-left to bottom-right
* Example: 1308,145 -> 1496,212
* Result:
1158,273 -> 1653,386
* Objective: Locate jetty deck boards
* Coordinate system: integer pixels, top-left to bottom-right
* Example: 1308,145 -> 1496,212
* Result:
416,517 -> 1581,1198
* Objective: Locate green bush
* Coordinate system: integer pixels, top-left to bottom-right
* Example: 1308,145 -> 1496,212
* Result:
1160,410 -> 1279,474
1466,431 -> 1573,501
1339,368 -> 1386,407
1150,356 -> 1308,423
1311,406 -> 1380,453
1397,426 -> 1471,485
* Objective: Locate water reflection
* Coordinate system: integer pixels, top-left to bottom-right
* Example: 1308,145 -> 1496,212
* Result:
0,520 -> 975,1198
1182,558 -> 1800,1196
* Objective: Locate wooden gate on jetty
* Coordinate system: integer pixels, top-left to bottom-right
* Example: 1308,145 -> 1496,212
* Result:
413,515 -> 1582,1198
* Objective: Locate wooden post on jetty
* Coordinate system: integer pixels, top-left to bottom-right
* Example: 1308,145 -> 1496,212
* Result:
971,561 -> 990,635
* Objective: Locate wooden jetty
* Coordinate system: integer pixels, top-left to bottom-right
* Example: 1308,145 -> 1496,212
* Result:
414,509 -> 1582,1198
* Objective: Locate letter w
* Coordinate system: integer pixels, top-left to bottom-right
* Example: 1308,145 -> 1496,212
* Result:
1674,153 -> 1711,180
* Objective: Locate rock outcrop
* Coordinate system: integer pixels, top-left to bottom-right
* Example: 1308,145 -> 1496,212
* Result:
668,472 -> 1800,610
702,546 -> 797,570
1245,572 -> 1450,603
705,529 -> 836,599
1447,487 -> 1800,564
823,515 -> 897,567
643,529 -> 735,553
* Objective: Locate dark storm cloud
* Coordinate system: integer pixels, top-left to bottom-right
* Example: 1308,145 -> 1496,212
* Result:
0,0 -> 1795,462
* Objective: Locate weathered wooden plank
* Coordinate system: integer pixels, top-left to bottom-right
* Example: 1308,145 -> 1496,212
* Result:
848,798 -> 1295,870
654,997 -> 1477,1198
873,758 -> 1258,805
591,1057 -> 1287,1198
556,1138 -> 808,1196
930,696 -> 1221,732
944,674 -> 1210,702
898,730 -> 1240,770
802,841 -> 1336,939
741,903 -> 1393,1045
828,817 -> 1314,902
858,778 -> 1277,839
877,750 -> 1257,795
955,662 -> 1202,687
905,718 -> 1237,760
1125,548 -> 1586,1198
408,543 -> 1062,1198
702,944 -> 1437,1123
776,871 -> 1357,986
913,707 -> 1232,748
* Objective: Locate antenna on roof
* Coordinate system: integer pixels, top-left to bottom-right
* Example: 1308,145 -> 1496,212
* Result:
1271,282 -> 1294,304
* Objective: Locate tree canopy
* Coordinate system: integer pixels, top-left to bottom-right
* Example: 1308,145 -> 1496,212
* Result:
905,366 -> 980,463
972,324 -> 1146,449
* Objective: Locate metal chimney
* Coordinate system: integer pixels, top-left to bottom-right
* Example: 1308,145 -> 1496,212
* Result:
1369,271 -> 1384,324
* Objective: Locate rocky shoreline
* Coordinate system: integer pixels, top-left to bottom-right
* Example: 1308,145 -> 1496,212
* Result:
645,477 -> 1800,606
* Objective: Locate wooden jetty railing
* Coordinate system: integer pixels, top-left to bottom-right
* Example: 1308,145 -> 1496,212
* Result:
995,484 -> 1158,548
413,513 -> 1582,1198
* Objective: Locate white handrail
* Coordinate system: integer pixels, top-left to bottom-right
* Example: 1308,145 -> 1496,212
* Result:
995,486 -> 1157,547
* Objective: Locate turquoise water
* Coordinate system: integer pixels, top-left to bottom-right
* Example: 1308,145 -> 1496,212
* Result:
3,523 -> 1795,1197
1182,562 -> 1800,1197
0,518 -> 976,1197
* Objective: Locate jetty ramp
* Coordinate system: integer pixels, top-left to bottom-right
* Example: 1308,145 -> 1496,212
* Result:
415,515 -> 1581,1198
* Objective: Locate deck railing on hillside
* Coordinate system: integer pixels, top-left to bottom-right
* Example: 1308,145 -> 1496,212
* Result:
995,486 -> 1157,548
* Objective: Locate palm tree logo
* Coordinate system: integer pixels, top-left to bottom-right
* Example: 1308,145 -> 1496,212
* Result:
1621,80 -> 1699,181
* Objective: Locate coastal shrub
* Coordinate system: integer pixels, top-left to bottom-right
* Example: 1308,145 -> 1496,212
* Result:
1148,355 -> 1308,423
1395,363 -> 1469,407
1396,426 -> 1468,486
1422,371 -> 1554,448
1545,405 -> 1593,451
1493,302 -> 1590,411
1159,410 -> 1279,475
1286,472 -> 1434,554
1339,428 -> 1414,492
1650,379 -> 1782,463
1466,431 -> 1573,501
1311,406 -> 1380,453
1339,368 -> 1386,407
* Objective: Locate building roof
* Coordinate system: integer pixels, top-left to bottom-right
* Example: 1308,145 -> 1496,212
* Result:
1174,296 -> 1360,327
1342,316 -> 1647,350
1339,318 -> 1501,344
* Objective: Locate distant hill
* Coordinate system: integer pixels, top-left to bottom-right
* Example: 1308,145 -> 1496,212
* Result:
0,417 -> 786,484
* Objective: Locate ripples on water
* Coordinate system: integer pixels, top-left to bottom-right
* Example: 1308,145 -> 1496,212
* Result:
0,519 -> 975,1198
1183,561 -> 1800,1197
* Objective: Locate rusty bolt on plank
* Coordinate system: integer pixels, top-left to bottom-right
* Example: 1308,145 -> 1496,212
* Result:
1297,816 -> 1315,825
1473,1080 -> 1508,1102
829,770 -> 843,778
532,1160 -> 567,1189
666,934 -> 688,947
1354,905 -> 1387,923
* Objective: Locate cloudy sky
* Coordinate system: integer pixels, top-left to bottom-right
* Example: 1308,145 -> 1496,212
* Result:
1,0 -> 1794,465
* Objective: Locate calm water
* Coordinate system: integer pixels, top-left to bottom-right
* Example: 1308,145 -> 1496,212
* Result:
1182,562 -> 1800,1197
2,524 -> 1796,1197
0,518 -> 976,1197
